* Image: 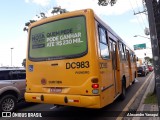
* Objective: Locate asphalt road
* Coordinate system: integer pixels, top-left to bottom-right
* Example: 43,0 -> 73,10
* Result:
12,72 -> 153,120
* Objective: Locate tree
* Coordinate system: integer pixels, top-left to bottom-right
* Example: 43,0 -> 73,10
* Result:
22,59 -> 26,68
144,56 -> 153,64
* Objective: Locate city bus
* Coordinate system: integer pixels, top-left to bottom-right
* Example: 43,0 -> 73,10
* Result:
25,9 -> 137,108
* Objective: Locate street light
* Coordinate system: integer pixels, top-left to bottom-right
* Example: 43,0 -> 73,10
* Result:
11,48 -> 14,67
133,35 -> 150,39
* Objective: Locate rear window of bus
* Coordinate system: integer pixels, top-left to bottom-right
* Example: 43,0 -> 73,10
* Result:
29,16 -> 87,61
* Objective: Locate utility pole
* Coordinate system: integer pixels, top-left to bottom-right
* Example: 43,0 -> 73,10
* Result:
145,0 -> 160,111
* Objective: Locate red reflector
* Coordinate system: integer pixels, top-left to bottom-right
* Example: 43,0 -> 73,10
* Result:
74,100 -> 79,102
32,97 -> 36,99
92,84 -> 99,88
86,90 -> 88,93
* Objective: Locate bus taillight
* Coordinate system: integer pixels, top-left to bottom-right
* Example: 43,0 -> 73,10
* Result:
92,89 -> 99,94
92,84 -> 99,88
91,78 -> 98,83
92,83 -> 99,94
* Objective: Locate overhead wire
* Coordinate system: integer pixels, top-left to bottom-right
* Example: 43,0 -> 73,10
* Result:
135,0 -> 147,28
128,0 -> 144,32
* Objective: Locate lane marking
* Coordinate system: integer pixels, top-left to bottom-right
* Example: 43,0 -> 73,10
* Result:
50,106 -> 57,110
116,72 -> 154,120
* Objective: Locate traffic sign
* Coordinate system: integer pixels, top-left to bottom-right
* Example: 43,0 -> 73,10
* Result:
134,43 -> 146,50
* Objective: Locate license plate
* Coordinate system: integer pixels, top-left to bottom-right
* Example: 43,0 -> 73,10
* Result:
50,88 -> 62,93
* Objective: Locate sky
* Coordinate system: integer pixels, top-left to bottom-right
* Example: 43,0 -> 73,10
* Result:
0,0 -> 151,67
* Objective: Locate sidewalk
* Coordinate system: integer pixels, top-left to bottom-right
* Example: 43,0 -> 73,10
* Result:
123,72 -> 160,120
133,73 -> 159,120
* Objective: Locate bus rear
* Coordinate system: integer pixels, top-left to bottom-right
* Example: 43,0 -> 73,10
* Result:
25,9 -> 101,108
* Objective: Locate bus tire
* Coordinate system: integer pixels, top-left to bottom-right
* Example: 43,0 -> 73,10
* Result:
120,80 -> 126,100
132,71 -> 136,84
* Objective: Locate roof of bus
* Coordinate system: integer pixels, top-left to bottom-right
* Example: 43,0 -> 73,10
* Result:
29,8 -> 134,52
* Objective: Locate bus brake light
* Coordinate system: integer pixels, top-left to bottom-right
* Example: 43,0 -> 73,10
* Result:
92,84 -> 99,88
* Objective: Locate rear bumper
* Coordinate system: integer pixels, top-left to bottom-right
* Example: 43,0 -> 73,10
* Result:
25,93 -> 100,108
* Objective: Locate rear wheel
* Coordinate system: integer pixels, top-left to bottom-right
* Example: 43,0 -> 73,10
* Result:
132,79 -> 135,84
120,80 -> 126,100
132,71 -> 136,84
0,95 -> 17,112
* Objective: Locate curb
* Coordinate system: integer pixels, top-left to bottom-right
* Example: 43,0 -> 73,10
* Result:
132,73 -> 160,120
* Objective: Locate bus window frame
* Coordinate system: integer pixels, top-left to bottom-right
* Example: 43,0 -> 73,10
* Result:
122,44 -> 127,61
109,38 -> 117,70
97,24 -> 110,60
130,51 -> 134,62
28,15 -> 88,62
118,41 -> 126,61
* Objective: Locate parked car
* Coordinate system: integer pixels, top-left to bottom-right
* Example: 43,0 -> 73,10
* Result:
0,67 -> 26,112
137,65 -> 149,77
148,65 -> 153,72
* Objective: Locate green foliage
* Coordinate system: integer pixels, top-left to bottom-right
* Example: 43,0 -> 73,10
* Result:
144,93 -> 157,104
144,56 -> 153,64
22,59 -> 26,68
